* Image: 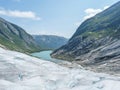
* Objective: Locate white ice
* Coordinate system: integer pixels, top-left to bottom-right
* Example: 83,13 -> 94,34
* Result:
0,47 -> 120,90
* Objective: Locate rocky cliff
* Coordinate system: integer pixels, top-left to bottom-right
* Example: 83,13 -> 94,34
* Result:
51,1 -> 120,75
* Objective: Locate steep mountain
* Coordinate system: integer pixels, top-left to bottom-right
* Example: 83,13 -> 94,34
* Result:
51,1 -> 120,74
33,35 -> 68,50
0,17 -> 41,53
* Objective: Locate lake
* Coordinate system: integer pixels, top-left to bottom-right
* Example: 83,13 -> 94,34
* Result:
31,50 -> 63,63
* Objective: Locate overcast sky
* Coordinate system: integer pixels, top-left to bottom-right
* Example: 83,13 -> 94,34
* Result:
0,0 -> 119,38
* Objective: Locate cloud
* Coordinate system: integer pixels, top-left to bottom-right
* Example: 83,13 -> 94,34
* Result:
0,8 -> 41,20
31,30 -> 66,37
103,6 -> 109,10
74,6 -> 110,26
83,8 -> 102,20
84,6 -> 109,20
74,22 -> 81,27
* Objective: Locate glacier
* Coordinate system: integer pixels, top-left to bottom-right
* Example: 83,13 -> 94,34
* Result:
0,47 -> 120,90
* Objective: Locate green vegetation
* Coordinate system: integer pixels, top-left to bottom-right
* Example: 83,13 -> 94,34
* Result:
0,17 -> 41,53
51,1 -> 120,61
72,1 -> 120,39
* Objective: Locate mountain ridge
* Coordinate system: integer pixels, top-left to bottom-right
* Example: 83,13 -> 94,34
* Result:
51,1 -> 120,75
33,35 -> 68,50
0,17 -> 41,53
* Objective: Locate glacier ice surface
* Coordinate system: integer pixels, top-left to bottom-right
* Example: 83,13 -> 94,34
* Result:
0,48 -> 120,90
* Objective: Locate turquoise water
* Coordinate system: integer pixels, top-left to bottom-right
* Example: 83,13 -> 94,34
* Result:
31,50 -> 62,63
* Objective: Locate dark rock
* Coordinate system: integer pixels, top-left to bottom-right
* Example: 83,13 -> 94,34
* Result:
51,1 -> 120,75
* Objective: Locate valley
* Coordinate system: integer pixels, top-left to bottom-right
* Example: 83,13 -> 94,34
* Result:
0,1 -> 120,90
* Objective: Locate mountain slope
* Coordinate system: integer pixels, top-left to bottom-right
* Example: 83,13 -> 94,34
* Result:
0,17 -> 40,53
33,35 -> 68,50
51,1 -> 120,74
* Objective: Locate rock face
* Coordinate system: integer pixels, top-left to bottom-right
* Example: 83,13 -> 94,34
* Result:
33,35 -> 68,50
0,17 -> 40,53
51,1 -> 120,74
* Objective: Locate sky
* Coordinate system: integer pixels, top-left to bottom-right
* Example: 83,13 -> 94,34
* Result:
0,0 -> 119,38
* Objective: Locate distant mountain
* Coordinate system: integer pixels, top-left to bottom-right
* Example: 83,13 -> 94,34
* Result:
51,1 -> 120,74
33,35 -> 68,50
0,17 -> 41,53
